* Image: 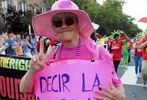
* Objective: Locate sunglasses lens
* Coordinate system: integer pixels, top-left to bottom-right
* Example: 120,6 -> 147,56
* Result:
53,20 -> 62,27
65,17 -> 75,26
52,16 -> 75,28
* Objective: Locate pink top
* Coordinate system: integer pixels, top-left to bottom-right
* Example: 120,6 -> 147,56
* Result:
28,41 -> 122,96
48,43 -> 122,87
54,43 -> 93,60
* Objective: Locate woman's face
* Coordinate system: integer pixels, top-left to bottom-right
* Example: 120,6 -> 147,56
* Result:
114,36 -> 119,41
52,13 -> 79,42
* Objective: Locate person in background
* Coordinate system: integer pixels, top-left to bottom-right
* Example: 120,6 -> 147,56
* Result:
107,37 -> 113,53
133,36 -> 142,78
5,32 -> 16,55
139,32 -> 147,87
15,34 -> 24,56
36,36 -> 42,53
20,0 -> 125,99
30,34 -> 37,55
127,40 -> 133,64
0,32 -> 8,54
111,31 -> 130,73
90,32 -> 97,42
36,36 -> 48,53
22,34 -> 33,58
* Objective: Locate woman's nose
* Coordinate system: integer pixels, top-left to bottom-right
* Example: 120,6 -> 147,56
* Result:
61,22 -> 68,28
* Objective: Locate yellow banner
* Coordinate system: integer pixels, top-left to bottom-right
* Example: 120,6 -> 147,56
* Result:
0,56 -> 30,71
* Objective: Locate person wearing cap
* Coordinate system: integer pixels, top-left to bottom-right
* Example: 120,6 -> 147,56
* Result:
20,0 -> 125,99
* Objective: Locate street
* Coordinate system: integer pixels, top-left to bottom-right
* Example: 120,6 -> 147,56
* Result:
118,66 -> 147,100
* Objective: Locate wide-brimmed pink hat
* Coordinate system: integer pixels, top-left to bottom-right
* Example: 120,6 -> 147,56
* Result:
32,0 -> 94,40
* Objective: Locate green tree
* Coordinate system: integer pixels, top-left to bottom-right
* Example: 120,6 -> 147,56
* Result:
73,0 -> 141,37
19,11 -> 34,33
43,0 -> 56,10
4,0 -> 141,36
0,16 -> 5,33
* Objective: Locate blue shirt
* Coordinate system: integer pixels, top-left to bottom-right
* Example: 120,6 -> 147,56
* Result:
5,38 -> 16,55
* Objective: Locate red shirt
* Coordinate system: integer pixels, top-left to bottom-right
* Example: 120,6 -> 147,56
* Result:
49,40 -> 56,46
134,41 -> 142,56
111,40 -> 123,61
140,37 -> 147,60
120,36 -> 126,41
135,48 -> 142,56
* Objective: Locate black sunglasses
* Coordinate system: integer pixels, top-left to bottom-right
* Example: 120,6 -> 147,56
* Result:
52,16 -> 76,28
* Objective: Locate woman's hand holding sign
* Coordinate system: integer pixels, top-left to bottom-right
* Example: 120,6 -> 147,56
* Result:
94,80 -> 125,100
20,37 -> 57,93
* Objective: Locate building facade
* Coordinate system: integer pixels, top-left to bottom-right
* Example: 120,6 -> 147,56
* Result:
0,0 -> 44,14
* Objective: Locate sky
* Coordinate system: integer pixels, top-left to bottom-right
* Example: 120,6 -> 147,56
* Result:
96,0 -> 147,31
123,0 -> 147,31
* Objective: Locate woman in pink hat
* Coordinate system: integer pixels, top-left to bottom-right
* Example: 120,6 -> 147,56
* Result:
20,0 -> 125,99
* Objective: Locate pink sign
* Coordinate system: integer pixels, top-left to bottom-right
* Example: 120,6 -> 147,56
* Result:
34,60 -> 115,99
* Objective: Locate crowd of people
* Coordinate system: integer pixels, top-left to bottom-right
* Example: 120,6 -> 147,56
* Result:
0,26 -> 147,83
0,31 -> 58,57
99,31 -> 147,78
98,31 -> 147,87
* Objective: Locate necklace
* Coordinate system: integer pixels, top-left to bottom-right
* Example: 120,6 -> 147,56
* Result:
76,38 -> 81,56
56,38 -> 81,59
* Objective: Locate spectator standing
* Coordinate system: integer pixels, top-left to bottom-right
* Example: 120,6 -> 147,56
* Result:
30,34 -> 37,55
5,32 -> 16,55
133,37 -> 142,77
0,32 -> 8,54
15,34 -> 24,56
139,32 -> 147,87
22,34 -> 33,58
111,31 -> 130,73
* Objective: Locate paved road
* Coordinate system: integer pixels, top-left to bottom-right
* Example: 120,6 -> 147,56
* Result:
118,66 -> 147,100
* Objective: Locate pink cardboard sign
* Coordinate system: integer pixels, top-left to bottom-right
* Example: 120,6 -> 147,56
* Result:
34,60 -> 114,99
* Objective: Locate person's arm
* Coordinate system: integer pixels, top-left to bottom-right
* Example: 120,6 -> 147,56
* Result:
0,47 -> 4,53
20,37 -> 57,93
26,40 -> 33,49
24,39 -> 33,49
139,41 -> 147,49
20,69 -> 36,92
133,42 -> 141,49
120,32 -> 130,42
0,45 -> 7,53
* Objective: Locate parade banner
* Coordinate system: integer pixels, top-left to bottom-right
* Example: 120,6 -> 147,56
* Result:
34,60 -> 114,99
122,41 -> 128,66
0,54 -> 35,100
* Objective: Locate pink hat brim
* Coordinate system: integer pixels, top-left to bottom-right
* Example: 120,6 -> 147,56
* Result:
32,9 -> 94,40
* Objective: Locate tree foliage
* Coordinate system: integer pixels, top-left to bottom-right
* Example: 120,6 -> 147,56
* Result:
0,16 -> 5,33
74,0 -> 141,37
2,0 -> 142,37
3,5 -> 33,34
43,0 -> 56,10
